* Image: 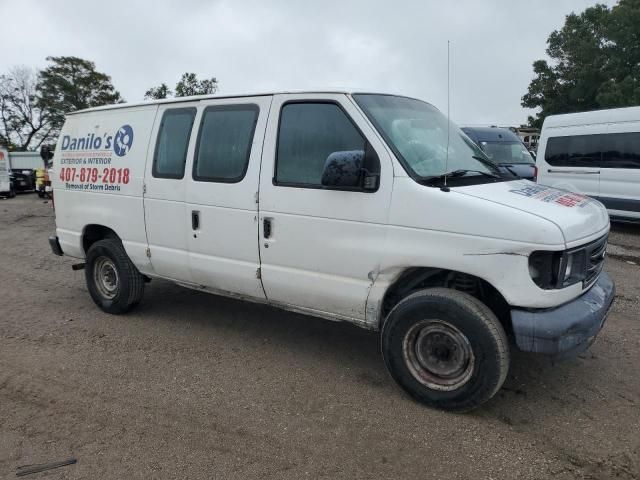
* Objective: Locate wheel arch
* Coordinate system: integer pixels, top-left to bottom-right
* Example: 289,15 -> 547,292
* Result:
82,224 -> 120,254
371,267 -> 512,335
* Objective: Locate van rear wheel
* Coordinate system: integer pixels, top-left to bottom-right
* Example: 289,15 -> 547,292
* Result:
381,288 -> 509,412
85,238 -> 144,314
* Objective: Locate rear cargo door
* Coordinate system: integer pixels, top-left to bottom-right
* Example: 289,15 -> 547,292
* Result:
144,101 -> 200,283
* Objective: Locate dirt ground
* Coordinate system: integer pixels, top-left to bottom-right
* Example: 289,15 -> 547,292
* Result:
0,194 -> 638,480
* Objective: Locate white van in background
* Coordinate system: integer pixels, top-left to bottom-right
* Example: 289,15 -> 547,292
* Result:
0,147 -> 15,198
536,107 -> 640,222
48,90 -> 615,411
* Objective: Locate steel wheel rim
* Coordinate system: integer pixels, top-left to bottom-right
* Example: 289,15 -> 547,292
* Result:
402,320 -> 475,391
93,256 -> 119,299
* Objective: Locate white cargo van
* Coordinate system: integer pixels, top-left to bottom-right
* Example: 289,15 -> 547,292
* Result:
0,147 -> 15,198
536,107 -> 640,222
49,91 -> 615,411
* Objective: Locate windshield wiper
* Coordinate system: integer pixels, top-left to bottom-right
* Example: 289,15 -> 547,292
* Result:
471,155 -> 501,170
422,169 -> 500,185
499,164 -> 522,177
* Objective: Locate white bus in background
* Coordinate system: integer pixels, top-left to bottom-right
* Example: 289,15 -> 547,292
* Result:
536,107 -> 640,222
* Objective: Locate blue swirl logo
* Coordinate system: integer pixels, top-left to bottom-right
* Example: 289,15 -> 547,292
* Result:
113,125 -> 134,157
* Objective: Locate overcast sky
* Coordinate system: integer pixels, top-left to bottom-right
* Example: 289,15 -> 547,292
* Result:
2,0 -> 616,126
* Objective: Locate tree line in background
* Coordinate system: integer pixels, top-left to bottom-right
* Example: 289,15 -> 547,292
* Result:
0,56 -> 218,151
144,73 -> 218,100
0,57 -> 122,151
523,0 -> 640,128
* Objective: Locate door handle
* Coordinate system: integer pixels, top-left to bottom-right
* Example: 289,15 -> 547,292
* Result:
192,210 -> 200,230
263,218 -> 272,239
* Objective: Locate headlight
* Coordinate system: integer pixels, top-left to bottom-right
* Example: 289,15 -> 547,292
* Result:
529,249 -> 586,289
561,251 -> 586,287
529,251 -> 562,289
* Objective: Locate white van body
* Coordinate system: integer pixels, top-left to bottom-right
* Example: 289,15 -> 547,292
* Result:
0,148 -> 12,196
536,107 -> 640,222
49,91 -> 615,411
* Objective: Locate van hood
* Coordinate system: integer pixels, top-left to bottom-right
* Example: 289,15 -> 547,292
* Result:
456,180 -> 609,245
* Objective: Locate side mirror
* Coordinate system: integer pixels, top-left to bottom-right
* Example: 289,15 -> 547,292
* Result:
321,150 -> 365,188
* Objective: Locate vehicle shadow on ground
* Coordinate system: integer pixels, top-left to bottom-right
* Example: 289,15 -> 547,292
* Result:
130,279 -> 386,385
128,279 -> 620,422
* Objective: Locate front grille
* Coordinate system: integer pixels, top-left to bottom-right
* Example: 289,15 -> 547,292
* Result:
583,234 -> 607,288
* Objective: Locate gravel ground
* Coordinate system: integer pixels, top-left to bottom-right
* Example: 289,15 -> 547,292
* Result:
0,194 -> 638,480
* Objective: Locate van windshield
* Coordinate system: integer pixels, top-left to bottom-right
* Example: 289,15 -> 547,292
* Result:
353,94 -> 502,182
480,141 -> 534,165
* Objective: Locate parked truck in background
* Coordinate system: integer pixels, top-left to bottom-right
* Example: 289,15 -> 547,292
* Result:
9,151 -> 41,193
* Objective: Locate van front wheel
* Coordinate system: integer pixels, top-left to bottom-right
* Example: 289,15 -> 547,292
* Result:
85,239 -> 144,314
381,288 -> 509,412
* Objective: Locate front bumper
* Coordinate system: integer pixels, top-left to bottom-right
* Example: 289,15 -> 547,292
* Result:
511,272 -> 615,357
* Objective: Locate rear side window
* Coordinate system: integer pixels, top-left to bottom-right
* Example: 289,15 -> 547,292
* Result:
544,134 -> 603,167
602,132 -> 640,169
275,102 -> 366,186
193,105 -> 259,182
153,108 -> 196,179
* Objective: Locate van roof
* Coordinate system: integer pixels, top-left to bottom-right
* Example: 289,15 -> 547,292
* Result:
542,106 -> 640,128
68,89 -> 409,115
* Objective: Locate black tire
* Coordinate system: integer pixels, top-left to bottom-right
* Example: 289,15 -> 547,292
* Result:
85,238 -> 145,314
9,185 -> 16,198
381,288 -> 509,412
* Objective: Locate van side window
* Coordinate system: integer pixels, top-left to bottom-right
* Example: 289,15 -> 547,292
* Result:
545,135 -> 602,167
152,108 -> 196,179
193,105 -> 259,183
603,132 -> 640,169
275,102 -> 368,187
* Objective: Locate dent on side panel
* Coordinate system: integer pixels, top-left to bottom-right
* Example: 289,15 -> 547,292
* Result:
364,223 -> 583,325
364,266 -> 404,330
380,178 -> 584,309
